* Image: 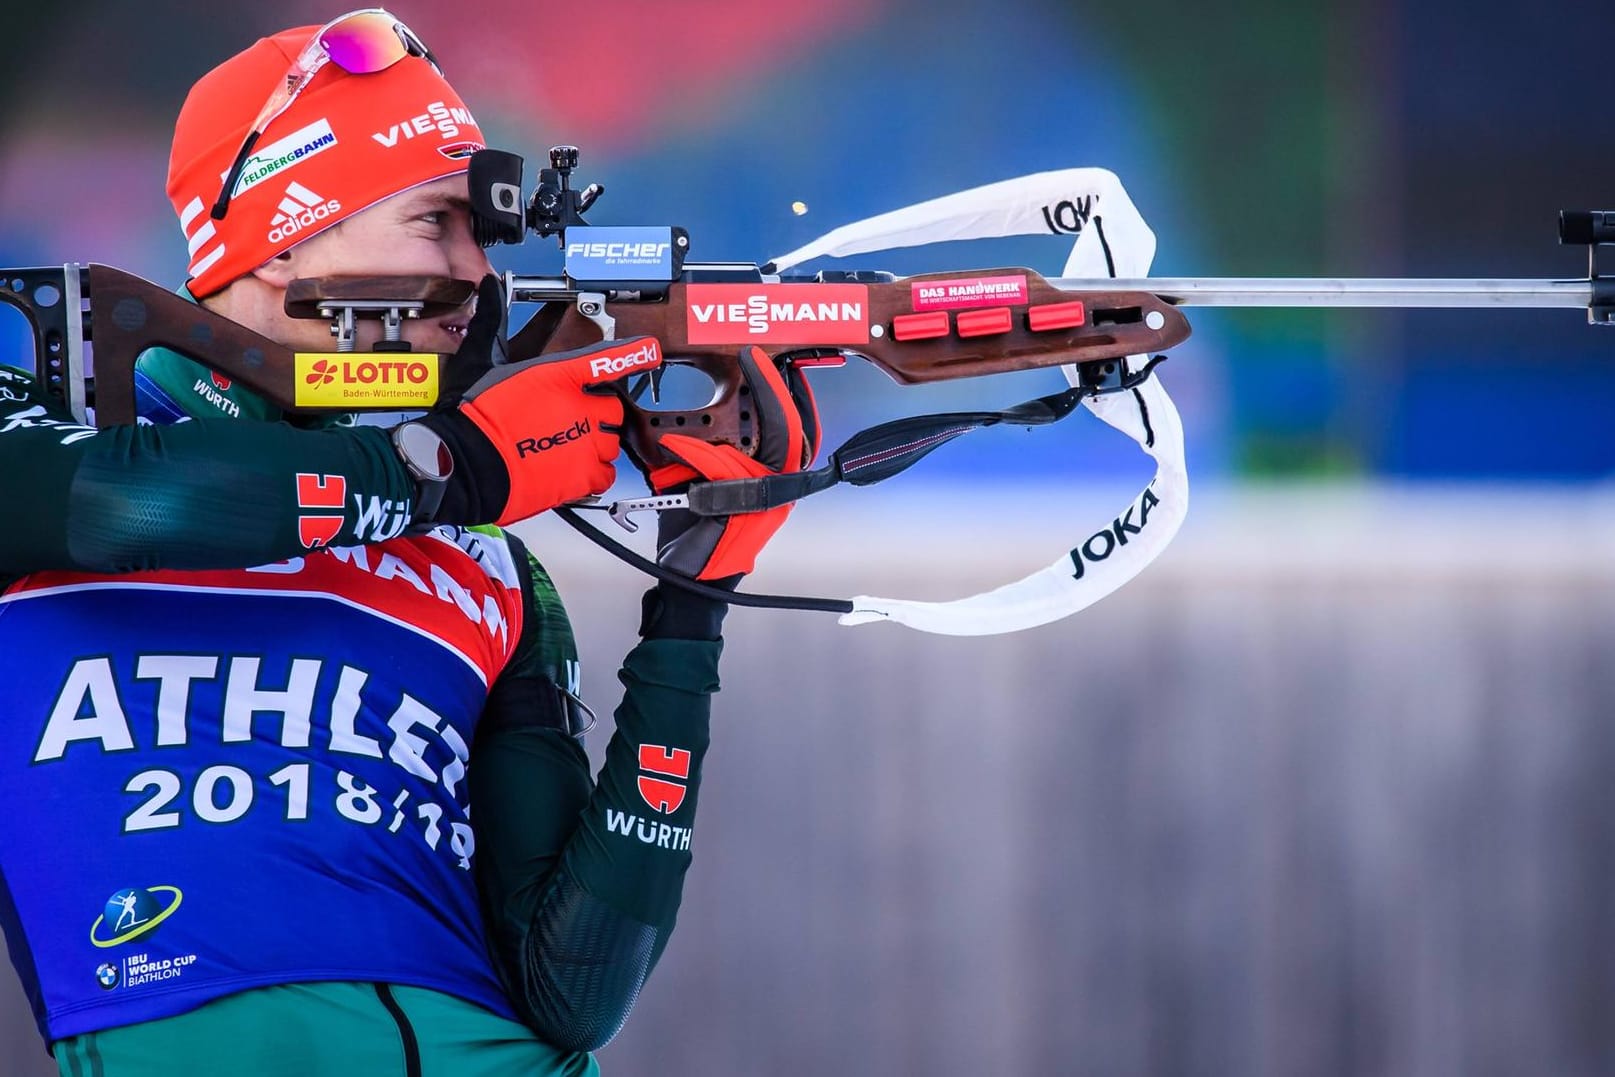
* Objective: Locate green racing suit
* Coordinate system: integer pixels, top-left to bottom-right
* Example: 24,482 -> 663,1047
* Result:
0,357 -> 724,1076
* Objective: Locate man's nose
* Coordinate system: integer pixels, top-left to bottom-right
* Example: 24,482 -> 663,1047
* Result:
451,230 -> 494,282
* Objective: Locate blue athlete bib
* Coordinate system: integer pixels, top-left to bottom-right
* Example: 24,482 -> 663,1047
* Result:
0,530 -> 528,1040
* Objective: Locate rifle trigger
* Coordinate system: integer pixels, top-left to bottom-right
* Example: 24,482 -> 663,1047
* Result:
785,347 -> 847,369
576,291 -> 616,341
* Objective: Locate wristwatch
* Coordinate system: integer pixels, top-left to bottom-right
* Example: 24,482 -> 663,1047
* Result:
390,421 -> 454,522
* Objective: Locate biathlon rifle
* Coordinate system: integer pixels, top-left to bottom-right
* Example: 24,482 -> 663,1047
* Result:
2,147 -> 1611,634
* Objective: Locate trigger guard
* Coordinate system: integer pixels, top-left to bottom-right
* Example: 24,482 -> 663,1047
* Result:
621,352 -> 760,472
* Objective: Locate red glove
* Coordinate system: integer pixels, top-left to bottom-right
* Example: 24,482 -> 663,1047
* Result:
408,334 -> 663,526
649,346 -> 818,580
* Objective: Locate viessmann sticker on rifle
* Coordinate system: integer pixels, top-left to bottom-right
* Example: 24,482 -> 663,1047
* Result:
293,355 -> 440,408
685,284 -> 870,344
911,274 -> 1029,312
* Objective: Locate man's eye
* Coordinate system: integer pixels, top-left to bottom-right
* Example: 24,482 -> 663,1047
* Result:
419,211 -> 444,226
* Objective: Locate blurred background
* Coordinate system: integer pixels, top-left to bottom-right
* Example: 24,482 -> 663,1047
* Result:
2,1 -> 1613,1074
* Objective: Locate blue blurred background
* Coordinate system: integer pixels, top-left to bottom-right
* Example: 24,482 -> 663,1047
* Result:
3,3 -> 1614,1075
4,0 -> 1612,482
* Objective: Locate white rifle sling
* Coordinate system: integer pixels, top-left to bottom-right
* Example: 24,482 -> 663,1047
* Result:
769,170 -> 1188,635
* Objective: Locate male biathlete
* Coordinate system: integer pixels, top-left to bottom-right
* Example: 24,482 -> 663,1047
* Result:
0,10 -> 809,1076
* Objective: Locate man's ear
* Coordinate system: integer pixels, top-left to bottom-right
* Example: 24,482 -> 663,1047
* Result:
247,250 -> 300,289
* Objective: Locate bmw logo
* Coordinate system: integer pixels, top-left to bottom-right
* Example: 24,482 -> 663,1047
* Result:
95,963 -> 118,990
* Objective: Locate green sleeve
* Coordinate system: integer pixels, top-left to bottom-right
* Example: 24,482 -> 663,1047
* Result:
470,539 -> 719,1053
0,366 -> 417,576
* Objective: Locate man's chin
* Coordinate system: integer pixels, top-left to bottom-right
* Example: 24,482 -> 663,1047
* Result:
293,331 -> 459,355
415,332 -> 464,355
370,333 -> 460,355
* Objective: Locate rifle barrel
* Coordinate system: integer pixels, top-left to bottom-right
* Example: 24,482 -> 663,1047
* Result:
1052,278 -> 1595,309
510,271 -> 1601,312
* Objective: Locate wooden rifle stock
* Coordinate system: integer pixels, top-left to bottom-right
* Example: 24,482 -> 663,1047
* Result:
515,268 -> 1190,470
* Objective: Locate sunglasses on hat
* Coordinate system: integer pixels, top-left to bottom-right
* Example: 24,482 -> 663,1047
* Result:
210,8 -> 441,221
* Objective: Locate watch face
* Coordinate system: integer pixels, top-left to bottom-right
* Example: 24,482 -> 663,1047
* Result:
395,422 -> 453,482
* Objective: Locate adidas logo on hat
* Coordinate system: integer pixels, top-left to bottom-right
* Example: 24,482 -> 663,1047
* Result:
267,181 -> 342,243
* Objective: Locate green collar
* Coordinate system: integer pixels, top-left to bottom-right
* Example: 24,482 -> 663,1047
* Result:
134,287 -> 345,427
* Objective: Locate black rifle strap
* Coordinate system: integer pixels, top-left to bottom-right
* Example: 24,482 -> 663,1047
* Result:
553,507 -> 855,613
558,385 -> 1090,611
685,385 -> 1087,517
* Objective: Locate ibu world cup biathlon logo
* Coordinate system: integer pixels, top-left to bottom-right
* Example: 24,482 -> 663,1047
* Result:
90,886 -> 183,949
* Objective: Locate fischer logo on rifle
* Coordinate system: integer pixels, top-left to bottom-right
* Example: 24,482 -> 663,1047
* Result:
566,241 -> 671,261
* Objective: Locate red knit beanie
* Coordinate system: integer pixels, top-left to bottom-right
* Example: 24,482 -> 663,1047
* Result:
169,21 -> 486,297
